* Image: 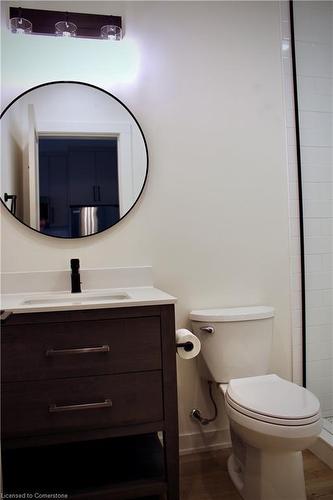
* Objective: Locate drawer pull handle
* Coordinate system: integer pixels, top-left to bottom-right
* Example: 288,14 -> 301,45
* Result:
49,399 -> 113,413
46,345 -> 110,356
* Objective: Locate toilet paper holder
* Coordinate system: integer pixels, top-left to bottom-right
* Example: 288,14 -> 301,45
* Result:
176,341 -> 194,352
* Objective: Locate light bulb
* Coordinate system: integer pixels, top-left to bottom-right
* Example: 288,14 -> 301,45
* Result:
9,17 -> 32,34
100,25 -> 122,41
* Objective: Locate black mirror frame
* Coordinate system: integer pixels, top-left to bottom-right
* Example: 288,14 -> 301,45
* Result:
0,80 -> 149,240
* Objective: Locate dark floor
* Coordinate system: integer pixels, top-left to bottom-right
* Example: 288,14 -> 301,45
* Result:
180,448 -> 333,500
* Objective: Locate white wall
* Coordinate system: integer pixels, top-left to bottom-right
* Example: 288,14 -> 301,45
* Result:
293,1 -> 333,420
1,1 -> 292,451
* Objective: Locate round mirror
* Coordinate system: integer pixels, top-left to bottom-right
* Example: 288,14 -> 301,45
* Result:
1,81 -> 148,238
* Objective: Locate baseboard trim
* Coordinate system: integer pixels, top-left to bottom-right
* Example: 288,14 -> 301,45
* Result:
179,427 -> 231,456
309,429 -> 333,470
179,427 -> 333,469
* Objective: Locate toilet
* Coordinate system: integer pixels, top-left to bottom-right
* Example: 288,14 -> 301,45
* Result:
189,306 -> 321,500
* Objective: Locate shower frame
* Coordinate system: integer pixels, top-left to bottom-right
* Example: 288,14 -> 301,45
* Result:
289,0 -> 307,387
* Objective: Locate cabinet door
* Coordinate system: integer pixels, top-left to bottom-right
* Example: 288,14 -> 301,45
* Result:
39,154 -> 68,229
68,151 -> 95,206
39,156 -> 49,202
95,150 -> 119,207
48,156 -> 68,227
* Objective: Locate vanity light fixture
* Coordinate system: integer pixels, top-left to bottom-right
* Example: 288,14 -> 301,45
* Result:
9,7 -> 32,34
9,7 -> 122,40
55,12 -> 77,38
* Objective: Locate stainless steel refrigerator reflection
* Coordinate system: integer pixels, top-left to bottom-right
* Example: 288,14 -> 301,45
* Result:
70,205 -> 120,237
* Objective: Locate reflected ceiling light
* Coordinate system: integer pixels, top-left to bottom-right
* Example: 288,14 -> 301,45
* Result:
55,13 -> 77,37
9,8 -> 32,34
100,24 -> 122,41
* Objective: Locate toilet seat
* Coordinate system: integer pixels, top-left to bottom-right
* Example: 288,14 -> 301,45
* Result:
225,393 -> 320,426
225,398 -> 322,441
224,374 -> 320,426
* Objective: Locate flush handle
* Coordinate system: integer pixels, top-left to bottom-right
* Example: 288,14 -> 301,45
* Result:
200,326 -> 215,334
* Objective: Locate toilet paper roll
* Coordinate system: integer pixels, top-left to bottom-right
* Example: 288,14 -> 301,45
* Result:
176,328 -> 201,360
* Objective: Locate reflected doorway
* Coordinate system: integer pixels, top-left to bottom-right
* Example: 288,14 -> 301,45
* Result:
39,137 -> 120,237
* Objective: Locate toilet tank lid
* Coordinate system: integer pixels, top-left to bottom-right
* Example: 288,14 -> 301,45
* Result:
189,306 -> 274,322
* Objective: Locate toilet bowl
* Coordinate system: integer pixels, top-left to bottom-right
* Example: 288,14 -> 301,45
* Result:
190,306 -> 322,500
221,375 -> 321,500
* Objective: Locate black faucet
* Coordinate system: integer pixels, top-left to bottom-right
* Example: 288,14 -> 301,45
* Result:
70,259 -> 82,293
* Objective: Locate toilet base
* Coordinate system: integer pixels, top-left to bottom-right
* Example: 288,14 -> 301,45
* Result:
227,446 -> 307,500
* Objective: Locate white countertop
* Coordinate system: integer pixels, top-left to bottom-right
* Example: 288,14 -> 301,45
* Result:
1,286 -> 177,314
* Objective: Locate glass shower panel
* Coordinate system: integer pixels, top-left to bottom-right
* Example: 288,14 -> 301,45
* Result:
293,1 -> 333,435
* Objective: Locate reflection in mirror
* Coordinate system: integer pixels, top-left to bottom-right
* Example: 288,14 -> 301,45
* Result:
39,136 -> 119,237
1,82 -> 148,238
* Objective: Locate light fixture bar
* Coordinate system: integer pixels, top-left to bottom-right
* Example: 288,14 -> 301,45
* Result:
9,7 -> 122,39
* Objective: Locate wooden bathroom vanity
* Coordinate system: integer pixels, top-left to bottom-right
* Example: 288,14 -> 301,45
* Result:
1,304 -> 179,500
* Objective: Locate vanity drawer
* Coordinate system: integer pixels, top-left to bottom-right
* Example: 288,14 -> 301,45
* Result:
2,371 -> 163,438
2,316 -> 161,382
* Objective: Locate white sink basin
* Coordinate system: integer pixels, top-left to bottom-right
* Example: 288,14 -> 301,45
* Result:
22,292 -> 130,306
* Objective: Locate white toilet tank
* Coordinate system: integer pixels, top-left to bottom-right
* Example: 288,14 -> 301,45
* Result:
189,306 -> 274,383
